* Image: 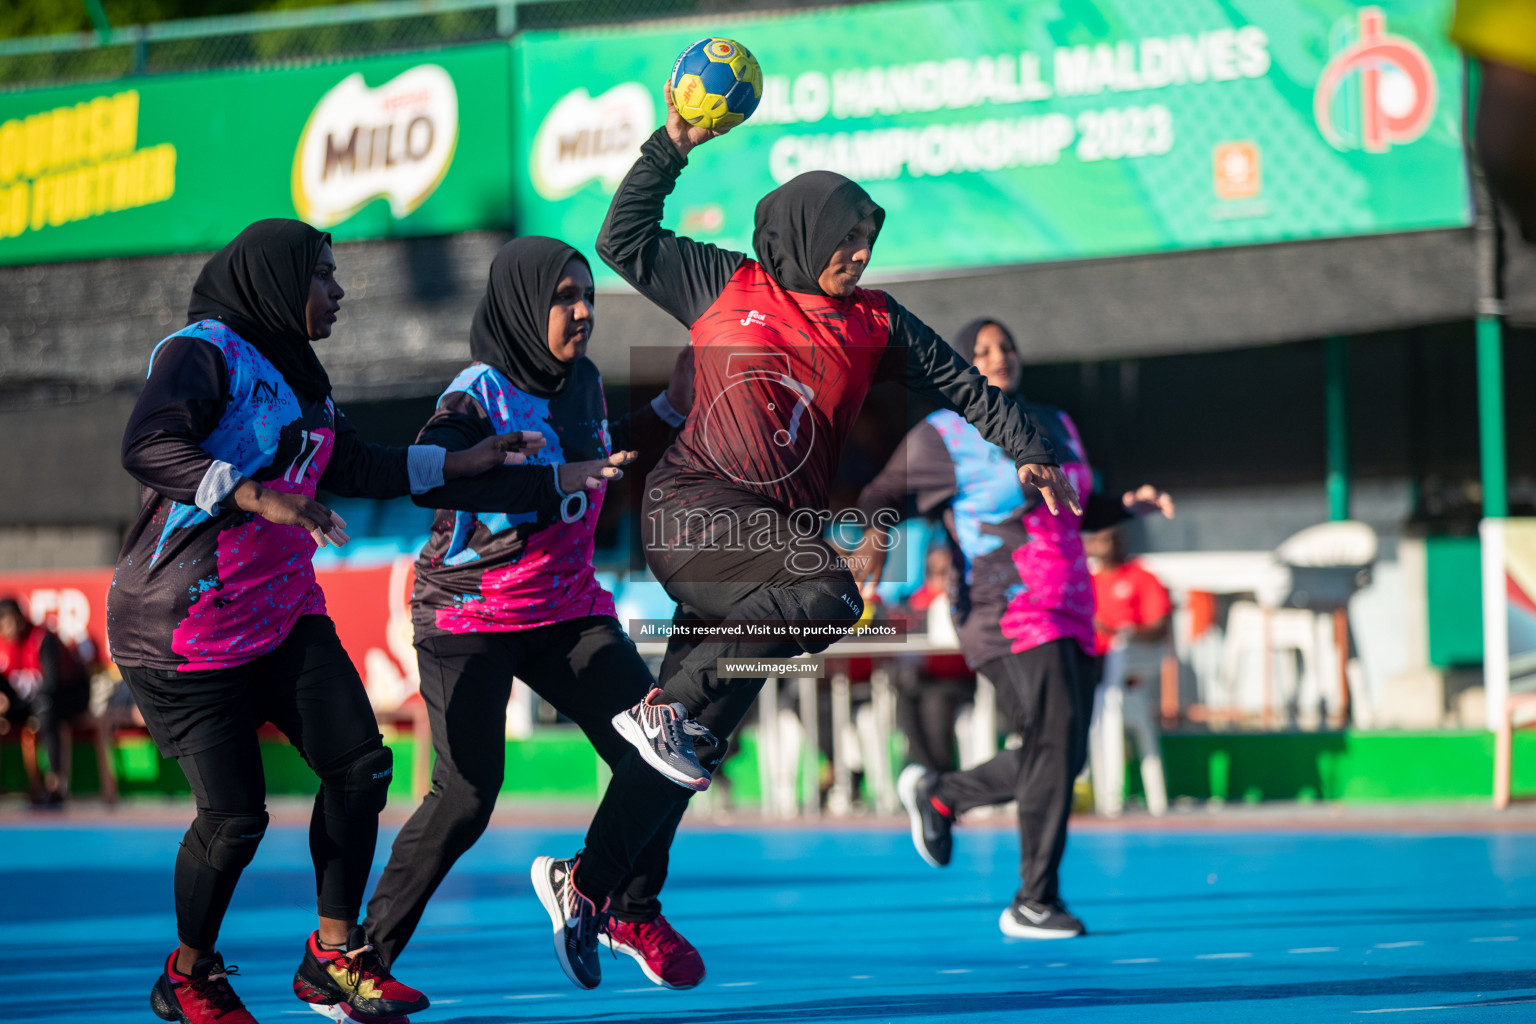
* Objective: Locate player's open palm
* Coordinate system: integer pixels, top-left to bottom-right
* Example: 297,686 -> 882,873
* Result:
1018,463 -> 1082,517
559,450 -> 637,493
446,430 -> 547,476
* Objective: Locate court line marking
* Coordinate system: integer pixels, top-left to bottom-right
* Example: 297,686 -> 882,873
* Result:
618,987 -> 664,993
850,975 -> 872,980
719,981 -> 759,987
1357,999 -> 1536,1014
504,994 -> 562,1000
1373,941 -> 1425,949
1290,947 -> 1340,954
1113,958 -> 1160,964
1196,952 -> 1253,959
939,969 -> 973,974
1047,963 -> 1067,967
1471,936 -> 1518,942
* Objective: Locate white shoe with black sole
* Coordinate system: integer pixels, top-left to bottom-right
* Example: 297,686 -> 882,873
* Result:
530,855 -> 607,989
611,688 -> 717,791
999,898 -> 1086,939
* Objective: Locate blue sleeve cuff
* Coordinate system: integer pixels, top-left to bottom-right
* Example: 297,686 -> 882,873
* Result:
651,391 -> 686,428
407,445 -> 447,495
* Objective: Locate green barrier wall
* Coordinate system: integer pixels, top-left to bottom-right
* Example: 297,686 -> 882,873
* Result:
10,729 -> 1536,806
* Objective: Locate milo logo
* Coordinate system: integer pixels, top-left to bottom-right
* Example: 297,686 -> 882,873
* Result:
292,64 -> 458,227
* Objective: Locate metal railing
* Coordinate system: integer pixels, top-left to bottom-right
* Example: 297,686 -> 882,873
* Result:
0,0 -> 770,88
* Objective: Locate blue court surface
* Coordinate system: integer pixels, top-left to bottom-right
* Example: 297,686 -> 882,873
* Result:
5,817 -> 1536,1023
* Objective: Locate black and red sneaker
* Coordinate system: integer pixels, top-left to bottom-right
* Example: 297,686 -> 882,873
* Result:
150,950 -> 259,1024
292,927 -> 428,1021
601,914 -> 706,989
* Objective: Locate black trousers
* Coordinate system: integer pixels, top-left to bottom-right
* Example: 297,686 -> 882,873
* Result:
643,501 -> 865,715
121,616 -> 385,949
0,669 -> 87,788
363,615 -> 707,969
932,639 -> 1097,905
898,678 -> 974,773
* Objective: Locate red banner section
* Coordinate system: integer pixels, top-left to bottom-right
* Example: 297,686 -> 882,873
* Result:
0,559 -> 421,710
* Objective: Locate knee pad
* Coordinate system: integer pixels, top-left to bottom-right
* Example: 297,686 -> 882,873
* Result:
186,810 -> 269,874
338,744 -> 394,818
792,578 -> 864,654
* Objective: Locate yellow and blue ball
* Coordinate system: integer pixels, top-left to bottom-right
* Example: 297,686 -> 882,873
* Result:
669,37 -> 763,130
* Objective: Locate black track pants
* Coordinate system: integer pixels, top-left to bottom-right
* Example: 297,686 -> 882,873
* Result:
121,616 -> 385,949
363,616 -> 699,969
932,639 -> 1097,905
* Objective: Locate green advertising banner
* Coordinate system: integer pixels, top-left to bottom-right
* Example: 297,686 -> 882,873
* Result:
0,42 -> 514,265
512,0 -> 1469,283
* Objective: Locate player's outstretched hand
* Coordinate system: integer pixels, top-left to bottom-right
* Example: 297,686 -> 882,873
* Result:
1017,463 -> 1083,517
1122,484 -> 1175,519
559,450 -> 637,493
665,346 -> 696,417
664,82 -> 733,158
848,528 -> 891,602
231,480 -> 351,547
444,431 -> 547,477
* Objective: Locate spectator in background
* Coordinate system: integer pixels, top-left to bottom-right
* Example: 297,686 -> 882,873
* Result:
897,544 -> 975,773
0,596 -> 89,806
1085,526 -> 1172,818
1087,526 -> 1171,655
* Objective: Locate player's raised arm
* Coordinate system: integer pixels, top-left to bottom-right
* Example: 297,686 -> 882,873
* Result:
594,87 -> 746,328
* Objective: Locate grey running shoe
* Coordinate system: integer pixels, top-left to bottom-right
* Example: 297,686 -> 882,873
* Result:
531,855 -> 609,989
898,763 -> 953,868
612,688 -> 717,791
999,898 -> 1086,939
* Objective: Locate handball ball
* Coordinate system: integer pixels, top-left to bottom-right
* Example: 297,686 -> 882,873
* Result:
670,37 -> 763,130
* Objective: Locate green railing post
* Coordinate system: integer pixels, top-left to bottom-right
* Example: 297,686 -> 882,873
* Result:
1478,314 -> 1508,518
1325,335 -> 1350,521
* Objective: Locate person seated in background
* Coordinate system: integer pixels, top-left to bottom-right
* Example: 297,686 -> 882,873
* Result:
897,544 -> 975,773
1085,526 -> 1172,818
0,596 -> 90,806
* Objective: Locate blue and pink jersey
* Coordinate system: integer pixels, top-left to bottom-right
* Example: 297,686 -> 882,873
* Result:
410,361 -> 676,638
110,321 -> 441,671
860,403 -> 1106,670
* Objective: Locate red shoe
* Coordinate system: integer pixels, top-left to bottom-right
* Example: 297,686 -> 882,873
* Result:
150,949 -> 259,1023
292,927 -> 429,1020
600,914 -> 706,989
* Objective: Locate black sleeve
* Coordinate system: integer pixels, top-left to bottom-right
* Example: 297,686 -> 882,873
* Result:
857,422 -> 960,520
411,392 -> 560,515
120,336 -> 231,505
1082,490 -> 1133,532
596,127 -> 746,327
318,409 -> 413,499
610,393 -> 680,458
876,294 -> 1057,469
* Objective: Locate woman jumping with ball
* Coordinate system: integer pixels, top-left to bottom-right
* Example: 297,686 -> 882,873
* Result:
587,72 -> 1079,853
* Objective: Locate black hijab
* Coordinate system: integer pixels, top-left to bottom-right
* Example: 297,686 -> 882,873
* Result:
951,317 -> 1017,365
753,171 -> 885,296
469,236 -> 588,399
188,219 -> 333,402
